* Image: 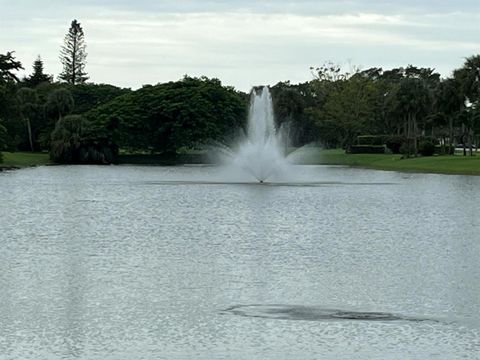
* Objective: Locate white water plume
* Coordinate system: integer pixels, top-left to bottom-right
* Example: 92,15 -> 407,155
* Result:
218,86 -> 291,182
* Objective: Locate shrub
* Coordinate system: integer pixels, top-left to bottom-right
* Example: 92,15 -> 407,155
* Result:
434,145 -> 454,155
385,136 -> 406,154
348,145 -> 386,154
356,135 -> 385,146
400,142 -> 415,157
50,115 -> 117,164
419,140 -> 435,156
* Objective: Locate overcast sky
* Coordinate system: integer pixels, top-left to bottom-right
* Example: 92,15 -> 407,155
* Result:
1,0 -> 479,91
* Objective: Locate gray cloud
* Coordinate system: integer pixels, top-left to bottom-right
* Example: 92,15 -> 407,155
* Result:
1,1 -> 479,91
44,0 -> 480,14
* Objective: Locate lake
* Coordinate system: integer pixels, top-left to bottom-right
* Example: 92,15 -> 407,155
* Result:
1,165 -> 479,359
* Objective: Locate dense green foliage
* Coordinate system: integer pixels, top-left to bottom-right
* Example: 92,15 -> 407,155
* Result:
419,138 -> 435,156
0,56 -> 129,154
86,76 -> 247,154
270,60 -> 480,156
50,114 -> 116,164
1,35 -> 480,166
271,82 -> 318,146
349,145 -> 385,154
70,84 -> 131,114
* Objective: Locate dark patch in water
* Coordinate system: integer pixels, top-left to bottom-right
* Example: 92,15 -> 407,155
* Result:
221,304 -> 435,323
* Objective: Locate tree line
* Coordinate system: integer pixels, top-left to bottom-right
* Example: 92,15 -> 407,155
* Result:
1,19 -> 480,164
271,60 -> 480,157
0,20 -> 248,164
0,53 -> 245,163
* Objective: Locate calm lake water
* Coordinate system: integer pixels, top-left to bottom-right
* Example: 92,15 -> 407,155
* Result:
1,165 -> 479,359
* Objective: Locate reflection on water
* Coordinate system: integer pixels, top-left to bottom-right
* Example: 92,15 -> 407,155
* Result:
133,180 -> 397,187
0,165 -> 480,359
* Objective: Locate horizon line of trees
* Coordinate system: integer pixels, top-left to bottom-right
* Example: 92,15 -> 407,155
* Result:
271,59 -> 480,157
1,19 -> 480,164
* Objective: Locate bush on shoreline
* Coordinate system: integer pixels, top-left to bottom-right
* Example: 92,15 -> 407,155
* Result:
50,115 -> 117,164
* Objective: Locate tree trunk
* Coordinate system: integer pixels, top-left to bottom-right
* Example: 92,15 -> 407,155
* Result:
406,114 -> 412,158
26,118 -> 34,152
469,128 -> 473,156
448,117 -> 454,155
72,34 -> 77,85
413,113 -> 418,157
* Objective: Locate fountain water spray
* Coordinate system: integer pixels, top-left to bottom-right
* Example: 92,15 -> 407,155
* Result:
218,86 -> 290,182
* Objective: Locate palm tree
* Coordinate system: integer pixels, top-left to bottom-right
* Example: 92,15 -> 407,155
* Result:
394,78 -> 431,157
453,56 -> 480,155
50,115 -> 86,163
46,88 -> 74,122
457,55 -> 480,101
436,78 -> 464,154
17,88 -> 39,151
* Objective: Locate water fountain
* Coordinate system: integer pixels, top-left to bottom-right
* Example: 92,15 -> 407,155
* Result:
218,86 -> 290,182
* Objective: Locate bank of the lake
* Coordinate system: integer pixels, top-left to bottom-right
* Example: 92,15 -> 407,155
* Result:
299,148 -> 480,175
0,152 -> 51,170
118,149 -> 480,176
2,149 -> 480,176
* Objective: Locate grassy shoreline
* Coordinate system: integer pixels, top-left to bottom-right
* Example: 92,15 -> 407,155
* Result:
0,152 -> 51,169
2,149 -> 479,176
296,149 -> 480,176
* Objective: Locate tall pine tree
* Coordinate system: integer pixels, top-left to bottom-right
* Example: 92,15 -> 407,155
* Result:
25,56 -> 53,87
59,20 -> 88,85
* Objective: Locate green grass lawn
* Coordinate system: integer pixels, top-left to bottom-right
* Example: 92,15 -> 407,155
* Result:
2,149 -> 479,175
1,152 -> 51,168
292,148 -> 480,175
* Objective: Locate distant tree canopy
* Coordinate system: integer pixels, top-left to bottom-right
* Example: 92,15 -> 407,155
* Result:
86,76 -> 247,154
0,65 -> 129,152
268,60 -> 479,156
69,84 -> 131,114
24,56 -> 53,87
2,43 -> 480,163
59,20 -> 88,85
270,82 -> 318,146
